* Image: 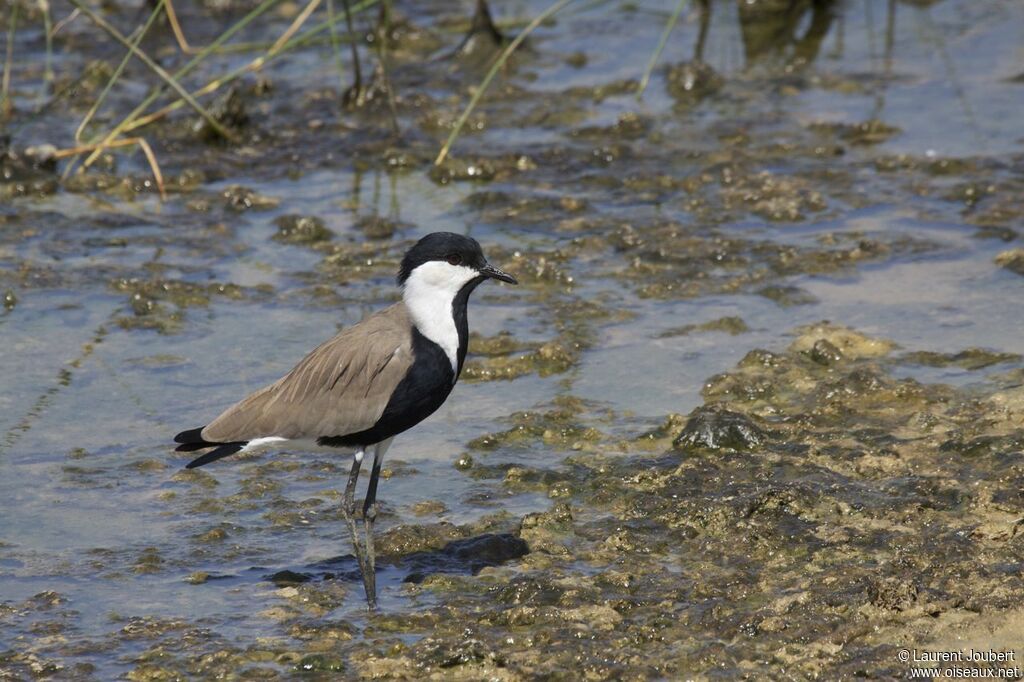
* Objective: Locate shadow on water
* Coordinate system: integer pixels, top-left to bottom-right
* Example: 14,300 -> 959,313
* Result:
735,0 -> 840,65
265,533 -> 529,587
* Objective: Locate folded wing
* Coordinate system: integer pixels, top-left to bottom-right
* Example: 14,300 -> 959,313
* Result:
200,304 -> 414,443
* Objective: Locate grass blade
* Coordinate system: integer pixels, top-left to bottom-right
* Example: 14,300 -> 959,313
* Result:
117,0 -> 379,135
268,0 -> 323,56
73,0 -> 283,174
75,0 -> 165,143
68,0 -> 237,142
39,0 -> 54,85
54,137 -> 167,200
636,0 -> 687,100
326,0 -> 347,92
132,136 -> 167,200
164,0 -> 197,54
1,3 -> 18,119
51,7 -> 81,36
434,0 -> 575,167
341,0 -> 364,102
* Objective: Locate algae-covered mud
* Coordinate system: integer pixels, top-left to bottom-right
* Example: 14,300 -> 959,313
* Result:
3,0 -> 1024,678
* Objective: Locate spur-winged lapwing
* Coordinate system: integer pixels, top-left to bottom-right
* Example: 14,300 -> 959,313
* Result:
173,232 -> 517,609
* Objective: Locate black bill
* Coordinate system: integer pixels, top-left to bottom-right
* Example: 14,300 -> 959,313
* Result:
480,263 -> 518,285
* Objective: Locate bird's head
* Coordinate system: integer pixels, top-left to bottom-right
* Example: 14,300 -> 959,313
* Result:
398,232 -> 518,300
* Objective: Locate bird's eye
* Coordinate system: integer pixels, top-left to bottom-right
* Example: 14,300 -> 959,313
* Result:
446,254 -> 463,266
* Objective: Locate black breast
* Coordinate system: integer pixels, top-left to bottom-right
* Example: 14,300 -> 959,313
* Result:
319,328 -> 456,448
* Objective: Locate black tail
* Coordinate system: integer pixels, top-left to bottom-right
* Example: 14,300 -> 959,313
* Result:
174,426 -> 246,469
174,427 -> 207,445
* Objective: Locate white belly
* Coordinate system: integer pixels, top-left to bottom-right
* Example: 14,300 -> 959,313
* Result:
241,436 -> 394,462
241,436 -> 357,456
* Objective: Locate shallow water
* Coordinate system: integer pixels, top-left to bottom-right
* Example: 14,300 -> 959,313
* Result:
2,0 -> 1024,678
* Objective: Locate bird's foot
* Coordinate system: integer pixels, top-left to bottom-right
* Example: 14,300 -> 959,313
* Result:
362,502 -> 379,610
342,503 -> 369,585
341,62 -> 390,110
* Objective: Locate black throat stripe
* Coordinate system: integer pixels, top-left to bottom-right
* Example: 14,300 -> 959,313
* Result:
318,275 -> 485,449
318,328 -> 455,448
453,275 -> 485,376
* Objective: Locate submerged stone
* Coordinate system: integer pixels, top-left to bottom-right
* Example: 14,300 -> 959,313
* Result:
294,653 -> 346,673
416,636 -> 503,670
377,522 -> 468,557
429,157 -> 496,184
807,338 -> 844,366
902,348 -> 1021,370
810,119 -> 901,145
273,215 -> 333,244
673,405 -> 767,452
665,61 -> 723,103
757,285 -> 818,306
0,142 -> 59,197
656,316 -> 750,338
790,322 -> 897,359
440,533 -> 529,565
411,499 -> 447,516
355,215 -> 401,240
403,532 -> 529,584
995,248 -> 1024,276
222,185 -> 279,211
267,570 -> 313,587
454,0 -> 506,64
192,86 -> 250,142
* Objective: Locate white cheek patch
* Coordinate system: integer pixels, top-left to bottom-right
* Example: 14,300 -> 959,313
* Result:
403,261 -> 479,373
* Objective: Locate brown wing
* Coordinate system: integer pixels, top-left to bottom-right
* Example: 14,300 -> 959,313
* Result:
201,303 -> 413,443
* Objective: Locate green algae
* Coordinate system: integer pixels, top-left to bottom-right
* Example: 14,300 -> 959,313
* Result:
330,324 -> 1024,679
462,190 -> 589,225
665,61 -> 723,104
995,248 -> 1024,276
467,330 -> 529,356
354,215 -> 404,240
191,87 -> 251,143
655,315 -> 749,338
111,277 -> 261,334
411,500 -> 447,516
610,221 -> 925,301
462,340 -> 576,382
221,185 -> 280,211
467,397 -> 606,453
809,119 -> 901,146
272,214 -> 333,244
902,348 -> 1022,371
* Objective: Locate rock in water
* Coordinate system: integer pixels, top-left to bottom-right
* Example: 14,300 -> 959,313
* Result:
673,405 -> 767,452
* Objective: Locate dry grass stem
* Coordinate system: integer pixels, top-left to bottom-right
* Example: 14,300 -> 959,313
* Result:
434,0 -> 575,166
54,137 -> 167,200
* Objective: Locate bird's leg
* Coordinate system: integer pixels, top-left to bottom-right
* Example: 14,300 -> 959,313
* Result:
361,442 -> 386,610
372,0 -> 400,134
455,0 -> 505,60
340,0 -> 365,108
342,449 -> 368,581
